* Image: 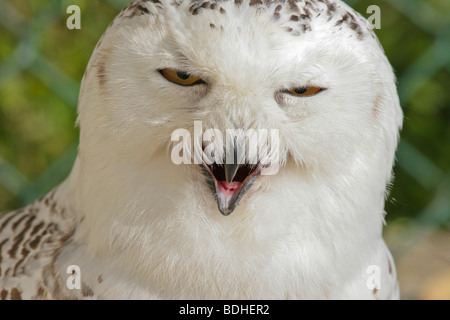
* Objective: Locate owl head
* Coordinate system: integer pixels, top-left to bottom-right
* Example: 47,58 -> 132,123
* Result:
74,0 -> 402,251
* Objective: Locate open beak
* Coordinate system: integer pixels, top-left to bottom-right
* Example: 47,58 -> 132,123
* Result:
201,161 -> 261,216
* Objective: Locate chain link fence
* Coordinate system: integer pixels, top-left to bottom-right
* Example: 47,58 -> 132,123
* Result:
0,0 -> 449,299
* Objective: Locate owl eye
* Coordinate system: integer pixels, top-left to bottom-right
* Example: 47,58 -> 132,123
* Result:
287,87 -> 323,97
159,69 -> 205,86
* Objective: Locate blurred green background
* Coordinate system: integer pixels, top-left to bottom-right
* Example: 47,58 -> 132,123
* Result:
0,0 -> 449,299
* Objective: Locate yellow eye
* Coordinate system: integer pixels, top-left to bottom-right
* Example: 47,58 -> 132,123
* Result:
159,69 -> 205,86
288,87 -> 323,96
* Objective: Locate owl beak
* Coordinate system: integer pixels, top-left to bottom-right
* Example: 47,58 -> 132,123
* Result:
216,165 -> 260,216
201,163 -> 261,216
224,163 -> 239,183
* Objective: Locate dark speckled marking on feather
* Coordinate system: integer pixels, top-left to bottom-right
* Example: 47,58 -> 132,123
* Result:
12,247 -> 30,276
0,211 -> 19,233
10,287 -> 22,300
97,61 -> 107,88
0,239 -> 8,264
11,214 -> 29,232
287,0 -> 300,13
8,215 -> 36,259
120,0 -> 158,19
30,221 -> 45,236
181,0 -> 368,39
82,283 -> 94,298
36,286 -> 46,299
322,0 -> 337,14
249,0 -> 263,6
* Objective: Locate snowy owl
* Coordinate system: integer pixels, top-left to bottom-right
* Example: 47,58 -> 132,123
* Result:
0,0 -> 402,300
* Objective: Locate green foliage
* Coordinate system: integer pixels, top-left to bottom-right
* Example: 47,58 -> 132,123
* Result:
0,0 -> 449,233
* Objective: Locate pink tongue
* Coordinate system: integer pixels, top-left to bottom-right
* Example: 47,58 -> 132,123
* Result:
217,181 -> 242,198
